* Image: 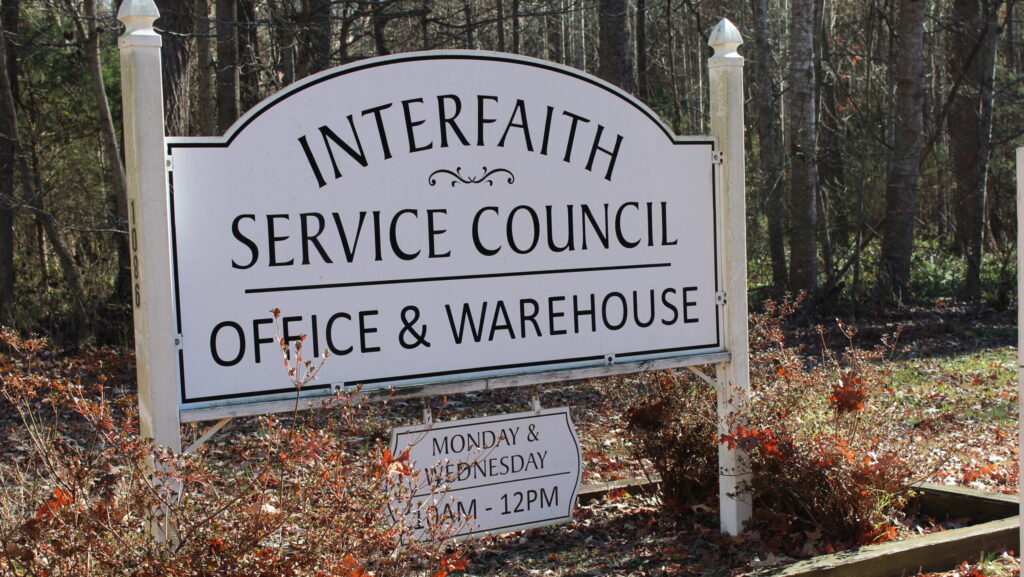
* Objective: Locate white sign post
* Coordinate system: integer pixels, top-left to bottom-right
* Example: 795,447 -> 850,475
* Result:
389,408 -> 581,539
119,0 -> 752,537
118,0 -> 181,542
708,19 -> 753,535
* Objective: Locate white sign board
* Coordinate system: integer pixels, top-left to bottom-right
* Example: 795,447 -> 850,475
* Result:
166,51 -> 721,409
388,407 -> 581,539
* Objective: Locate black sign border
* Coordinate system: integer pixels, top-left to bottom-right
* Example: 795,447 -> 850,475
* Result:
387,408 -> 583,539
166,51 -> 721,405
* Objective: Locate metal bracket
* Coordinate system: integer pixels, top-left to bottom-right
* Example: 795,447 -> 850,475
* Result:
174,334 -> 183,349
712,150 -> 725,165
422,399 -> 433,424
528,385 -> 544,414
715,291 -> 727,305
605,353 -> 616,365
183,417 -> 232,455
165,155 -> 174,171
687,366 -> 718,388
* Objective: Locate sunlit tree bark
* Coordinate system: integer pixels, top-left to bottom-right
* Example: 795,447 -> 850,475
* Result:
750,0 -> 786,293
880,0 -> 928,304
947,0 -> 1001,300
157,0 -> 195,134
598,0 -> 634,91
0,0 -> 16,325
787,0 -> 819,297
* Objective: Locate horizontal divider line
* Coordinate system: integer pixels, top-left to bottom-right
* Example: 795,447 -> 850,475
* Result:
245,262 -> 672,294
412,470 -> 573,498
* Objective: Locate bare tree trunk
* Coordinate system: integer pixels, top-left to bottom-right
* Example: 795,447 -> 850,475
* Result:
947,0 -> 1001,300
815,0 -> 842,285
968,9 -> 998,299
570,0 -> 584,70
636,0 -> 647,99
545,1 -> 564,63
310,0 -> 332,72
269,0 -> 295,87
159,0 -> 195,135
238,0 -> 260,110
296,0 -> 331,75
195,0 -> 215,134
463,0 -> 474,49
0,0 -> 15,325
750,0 -> 786,293
852,1 -> 881,311
787,0 -> 818,296
37,209 -> 86,335
880,0 -> 928,304
72,0 -> 131,304
689,8 -> 707,132
420,0 -> 430,50
35,220 -> 45,290
666,0 -> 682,132
216,0 -> 240,132
0,17 -> 86,335
886,0 -> 897,156
294,1 -> 309,78
581,1 -> 590,73
1007,0 -> 1017,70
511,0 -> 521,53
497,0 -> 506,51
598,0 -> 634,91
372,0 -> 390,55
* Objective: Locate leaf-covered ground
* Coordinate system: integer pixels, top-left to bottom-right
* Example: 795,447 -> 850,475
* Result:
1,303 -> 1019,576
456,303 -> 1023,576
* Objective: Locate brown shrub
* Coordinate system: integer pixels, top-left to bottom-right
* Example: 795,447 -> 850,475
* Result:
0,328 -> 465,576
621,370 -> 718,512
622,299 -> 944,547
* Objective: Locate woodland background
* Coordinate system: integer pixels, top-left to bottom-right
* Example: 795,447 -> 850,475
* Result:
0,0 -> 1020,343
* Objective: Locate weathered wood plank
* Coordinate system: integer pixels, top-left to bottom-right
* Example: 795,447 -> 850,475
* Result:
575,478 -> 1019,577
578,477 -> 661,503
756,517 -> 1019,577
914,482 -> 1018,523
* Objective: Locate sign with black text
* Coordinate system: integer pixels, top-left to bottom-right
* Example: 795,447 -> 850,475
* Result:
167,51 -> 721,407
387,408 -> 581,539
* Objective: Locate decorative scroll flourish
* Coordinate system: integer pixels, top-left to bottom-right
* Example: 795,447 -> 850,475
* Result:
428,167 -> 515,187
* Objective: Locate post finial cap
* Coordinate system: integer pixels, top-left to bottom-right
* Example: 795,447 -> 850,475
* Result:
709,18 -> 743,58
118,0 -> 160,33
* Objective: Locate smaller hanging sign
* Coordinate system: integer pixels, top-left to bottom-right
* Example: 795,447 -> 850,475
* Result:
388,407 -> 582,540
